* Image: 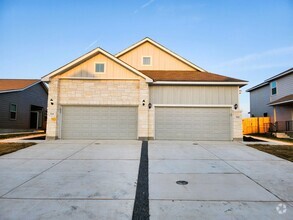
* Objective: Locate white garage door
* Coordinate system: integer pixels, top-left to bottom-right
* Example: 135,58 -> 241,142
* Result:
155,107 -> 231,141
61,106 -> 138,139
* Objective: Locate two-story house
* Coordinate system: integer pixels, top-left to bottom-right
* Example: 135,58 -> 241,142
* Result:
42,38 -> 247,141
0,79 -> 48,133
247,68 -> 293,132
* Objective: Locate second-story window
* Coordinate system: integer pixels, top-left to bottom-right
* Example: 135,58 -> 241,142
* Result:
142,56 -> 151,66
95,63 -> 105,73
271,81 -> 277,95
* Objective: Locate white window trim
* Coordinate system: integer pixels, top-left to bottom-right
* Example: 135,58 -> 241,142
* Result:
94,62 -> 106,74
142,56 -> 152,66
271,81 -> 277,96
10,103 -> 17,120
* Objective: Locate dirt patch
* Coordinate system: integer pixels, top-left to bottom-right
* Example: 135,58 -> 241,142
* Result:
247,144 -> 293,162
0,142 -> 36,156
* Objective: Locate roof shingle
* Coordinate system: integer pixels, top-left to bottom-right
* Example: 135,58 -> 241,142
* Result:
269,94 -> 293,106
0,79 -> 40,92
139,70 -> 247,82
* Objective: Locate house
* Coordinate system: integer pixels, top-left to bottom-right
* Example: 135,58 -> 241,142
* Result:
0,79 -> 48,133
246,68 -> 293,132
42,38 -> 247,141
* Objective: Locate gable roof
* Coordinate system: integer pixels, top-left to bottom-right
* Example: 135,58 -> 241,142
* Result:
42,47 -> 153,82
0,79 -> 47,94
246,67 -> 293,92
115,37 -> 206,72
265,67 -> 293,82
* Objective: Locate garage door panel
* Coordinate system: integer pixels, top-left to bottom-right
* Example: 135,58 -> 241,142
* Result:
61,106 -> 137,140
155,107 -> 231,141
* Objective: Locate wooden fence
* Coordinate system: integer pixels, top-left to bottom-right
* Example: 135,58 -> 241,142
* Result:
242,117 -> 270,135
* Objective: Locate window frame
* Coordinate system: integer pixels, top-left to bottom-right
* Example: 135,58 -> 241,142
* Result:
9,103 -> 17,120
271,81 -> 277,96
142,56 -> 152,66
94,62 -> 106,74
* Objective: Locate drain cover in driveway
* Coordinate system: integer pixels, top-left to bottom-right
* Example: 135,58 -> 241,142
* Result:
176,180 -> 188,185
193,143 -> 198,145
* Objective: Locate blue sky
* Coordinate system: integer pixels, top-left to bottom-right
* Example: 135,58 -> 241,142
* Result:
0,0 -> 292,116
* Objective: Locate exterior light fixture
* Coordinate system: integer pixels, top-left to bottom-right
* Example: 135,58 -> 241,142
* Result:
234,104 -> 238,110
50,99 -> 54,105
142,100 -> 145,106
148,103 -> 152,109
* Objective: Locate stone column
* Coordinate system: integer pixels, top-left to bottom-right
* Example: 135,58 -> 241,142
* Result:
46,78 -> 60,140
137,79 -> 149,140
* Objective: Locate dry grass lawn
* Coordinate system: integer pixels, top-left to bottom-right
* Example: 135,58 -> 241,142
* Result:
0,143 -> 36,156
247,144 -> 293,162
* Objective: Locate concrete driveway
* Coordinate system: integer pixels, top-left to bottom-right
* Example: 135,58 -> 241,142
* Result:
0,140 -> 292,219
149,141 -> 292,219
0,140 -> 141,219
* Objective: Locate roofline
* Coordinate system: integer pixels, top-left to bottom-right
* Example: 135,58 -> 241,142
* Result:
0,81 -> 47,94
246,82 -> 269,92
269,99 -> 293,106
150,81 -> 248,86
41,47 -> 153,82
265,67 -> 293,82
247,68 -> 293,92
115,37 -> 206,72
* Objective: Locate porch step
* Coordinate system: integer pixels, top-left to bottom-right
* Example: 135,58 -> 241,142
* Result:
273,132 -> 291,139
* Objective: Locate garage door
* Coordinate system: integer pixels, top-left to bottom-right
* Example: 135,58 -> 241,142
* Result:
155,107 -> 231,141
61,106 -> 138,139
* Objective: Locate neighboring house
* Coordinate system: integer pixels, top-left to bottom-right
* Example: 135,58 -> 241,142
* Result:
42,38 -> 247,141
0,79 -> 48,133
247,68 -> 293,131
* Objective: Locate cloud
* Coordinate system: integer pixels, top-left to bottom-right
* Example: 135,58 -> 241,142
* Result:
84,39 -> 98,51
134,0 -> 155,14
141,0 -> 155,9
217,46 -> 293,69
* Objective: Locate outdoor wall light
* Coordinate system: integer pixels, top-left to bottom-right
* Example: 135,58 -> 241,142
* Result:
142,100 -> 145,106
234,104 -> 238,110
148,103 -> 152,109
50,99 -> 54,105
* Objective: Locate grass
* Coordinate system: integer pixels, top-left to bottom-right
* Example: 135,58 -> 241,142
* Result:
0,142 -> 36,156
249,133 -> 293,143
247,144 -> 293,162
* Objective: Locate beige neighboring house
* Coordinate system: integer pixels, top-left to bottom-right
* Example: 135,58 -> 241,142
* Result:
42,38 -> 247,141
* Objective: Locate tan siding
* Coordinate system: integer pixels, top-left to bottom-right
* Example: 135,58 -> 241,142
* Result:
150,85 -> 239,105
58,53 -> 141,80
118,42 -> 195,71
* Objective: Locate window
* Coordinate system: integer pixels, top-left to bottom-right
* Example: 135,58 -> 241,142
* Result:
10,104 -> 17,120
271,81 -> 277,95
95,63 -> 105,73
142,56 -> 151,66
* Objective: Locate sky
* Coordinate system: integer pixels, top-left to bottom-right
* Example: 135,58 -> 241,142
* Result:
0,0 -> 292,117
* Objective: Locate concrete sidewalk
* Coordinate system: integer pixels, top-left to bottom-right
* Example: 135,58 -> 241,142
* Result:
0,140 -> 141,219
149,141 -> 292,219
